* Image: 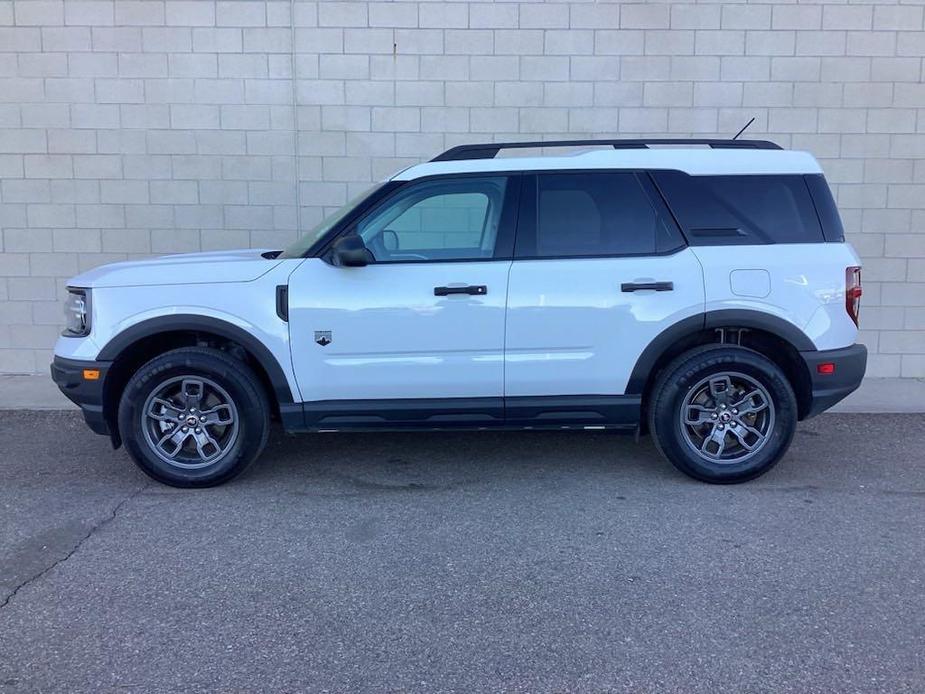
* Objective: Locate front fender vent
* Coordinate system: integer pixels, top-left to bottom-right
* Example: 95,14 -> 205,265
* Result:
276,285 -> 288,322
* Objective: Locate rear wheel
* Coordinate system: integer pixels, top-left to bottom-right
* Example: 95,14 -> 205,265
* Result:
118,347 -> 269,487
648,345 -> 798,483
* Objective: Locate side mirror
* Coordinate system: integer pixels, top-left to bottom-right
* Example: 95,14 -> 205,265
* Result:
330,235 -> 372,267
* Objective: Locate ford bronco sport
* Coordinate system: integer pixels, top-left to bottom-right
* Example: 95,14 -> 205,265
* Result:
52,139 -> 867,487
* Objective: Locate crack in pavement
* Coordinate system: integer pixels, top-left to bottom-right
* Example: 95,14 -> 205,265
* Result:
0,482 -> 150,612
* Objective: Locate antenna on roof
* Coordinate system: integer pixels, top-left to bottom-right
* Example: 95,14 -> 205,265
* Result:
733,117 -> 756,140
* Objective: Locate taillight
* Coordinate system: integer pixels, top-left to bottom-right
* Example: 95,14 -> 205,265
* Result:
846,266 -> 862,327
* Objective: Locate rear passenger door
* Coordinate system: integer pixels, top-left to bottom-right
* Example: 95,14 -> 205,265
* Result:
504,171 -> 705,410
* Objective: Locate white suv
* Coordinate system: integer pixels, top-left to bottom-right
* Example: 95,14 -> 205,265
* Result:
52,139 -> 866,488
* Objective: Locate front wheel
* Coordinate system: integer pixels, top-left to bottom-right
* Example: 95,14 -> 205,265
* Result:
647,345 -> 798,484
118,347 -> 270,488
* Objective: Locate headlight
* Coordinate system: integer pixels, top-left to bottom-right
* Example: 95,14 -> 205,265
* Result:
63,288 -> 91,337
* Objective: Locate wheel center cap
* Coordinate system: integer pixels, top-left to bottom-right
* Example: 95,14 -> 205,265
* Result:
720,412 -> 732,422
186,415 -> 198,427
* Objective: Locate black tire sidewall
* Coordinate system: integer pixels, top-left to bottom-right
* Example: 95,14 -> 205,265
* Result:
118,349 -> 268,488
651,347 -> 797,483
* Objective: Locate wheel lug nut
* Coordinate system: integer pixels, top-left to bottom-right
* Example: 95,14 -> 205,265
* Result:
195,428 -> 201,433
711,413 -> 718,419
182,427 -> 188,432
732,409 -> 738,414
199,416 -> 206,422
718,424 -> 724,430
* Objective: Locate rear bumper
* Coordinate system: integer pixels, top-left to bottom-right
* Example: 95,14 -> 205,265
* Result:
50,356 -> 112,436
799,343 -> 867,419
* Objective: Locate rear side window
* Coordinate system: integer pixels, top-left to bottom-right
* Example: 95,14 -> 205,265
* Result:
516,172 -> 683,258
652,171 -> 825,245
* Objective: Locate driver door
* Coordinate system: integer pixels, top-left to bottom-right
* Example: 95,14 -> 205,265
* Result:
287,174 -> 520,427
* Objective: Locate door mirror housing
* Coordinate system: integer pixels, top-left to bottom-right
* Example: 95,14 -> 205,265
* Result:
330,235 -> 373,267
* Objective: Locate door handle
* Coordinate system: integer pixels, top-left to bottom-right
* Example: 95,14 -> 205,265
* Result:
621,281 -> 674,292
434,285 -> 488,296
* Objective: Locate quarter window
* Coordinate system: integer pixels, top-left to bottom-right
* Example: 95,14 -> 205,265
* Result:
357,177 -> 508,262
651,172 -> 825,244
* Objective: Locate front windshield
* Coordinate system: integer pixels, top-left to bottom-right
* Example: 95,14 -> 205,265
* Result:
279,183 -> 385,258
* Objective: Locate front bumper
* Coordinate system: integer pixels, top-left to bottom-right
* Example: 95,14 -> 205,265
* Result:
50,356 -> 112,436
799,343 -> 867,419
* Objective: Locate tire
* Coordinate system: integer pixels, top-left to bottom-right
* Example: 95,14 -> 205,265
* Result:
647,345 -> 797,484
118,347 -> 270,488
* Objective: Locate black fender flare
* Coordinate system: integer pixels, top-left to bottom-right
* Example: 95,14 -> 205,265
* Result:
625,309 -> 816,395
97,314 -> 295,404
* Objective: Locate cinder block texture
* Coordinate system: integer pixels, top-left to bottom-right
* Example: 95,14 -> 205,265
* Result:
1,0 -> 924,377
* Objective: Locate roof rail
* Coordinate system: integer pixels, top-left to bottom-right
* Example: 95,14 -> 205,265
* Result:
431,138 -> 783,162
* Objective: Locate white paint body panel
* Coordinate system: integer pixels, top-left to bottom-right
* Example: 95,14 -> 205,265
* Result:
287,258 -> 510,401
54,257 -> 304,401
504,250 -> 706,396
730,269 -> 771,298
53,239 -> 861,404
67,249 -> 282,288
691,243 -> 860,351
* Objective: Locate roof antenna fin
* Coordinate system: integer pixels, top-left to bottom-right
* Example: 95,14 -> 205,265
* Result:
733,117 -> 755,140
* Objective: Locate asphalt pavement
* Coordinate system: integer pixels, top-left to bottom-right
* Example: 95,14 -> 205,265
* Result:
0,411 -> 923,693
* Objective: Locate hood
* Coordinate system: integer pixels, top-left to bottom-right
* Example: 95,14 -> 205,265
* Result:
68,249 -> 284,289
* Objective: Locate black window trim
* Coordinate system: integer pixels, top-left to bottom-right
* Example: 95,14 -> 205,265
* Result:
513,169 -> 689,261
315,171 -> 523,265
803,173 -> 845,243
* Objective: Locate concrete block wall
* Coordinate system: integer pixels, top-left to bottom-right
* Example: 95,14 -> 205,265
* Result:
0,0 -> 923,378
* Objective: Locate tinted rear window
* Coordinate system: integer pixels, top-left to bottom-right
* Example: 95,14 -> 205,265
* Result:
652,171 -> 825,245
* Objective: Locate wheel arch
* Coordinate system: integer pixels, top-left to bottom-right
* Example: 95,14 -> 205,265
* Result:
629,310 -> 816,424
98,315 -> 295,445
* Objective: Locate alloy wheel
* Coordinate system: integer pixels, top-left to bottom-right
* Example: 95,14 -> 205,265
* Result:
141,375 -> 240,469
679,371 -> 776,464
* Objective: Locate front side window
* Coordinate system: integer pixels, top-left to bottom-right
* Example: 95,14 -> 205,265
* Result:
518,172 -> 673,258
357,177 -> 508,262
